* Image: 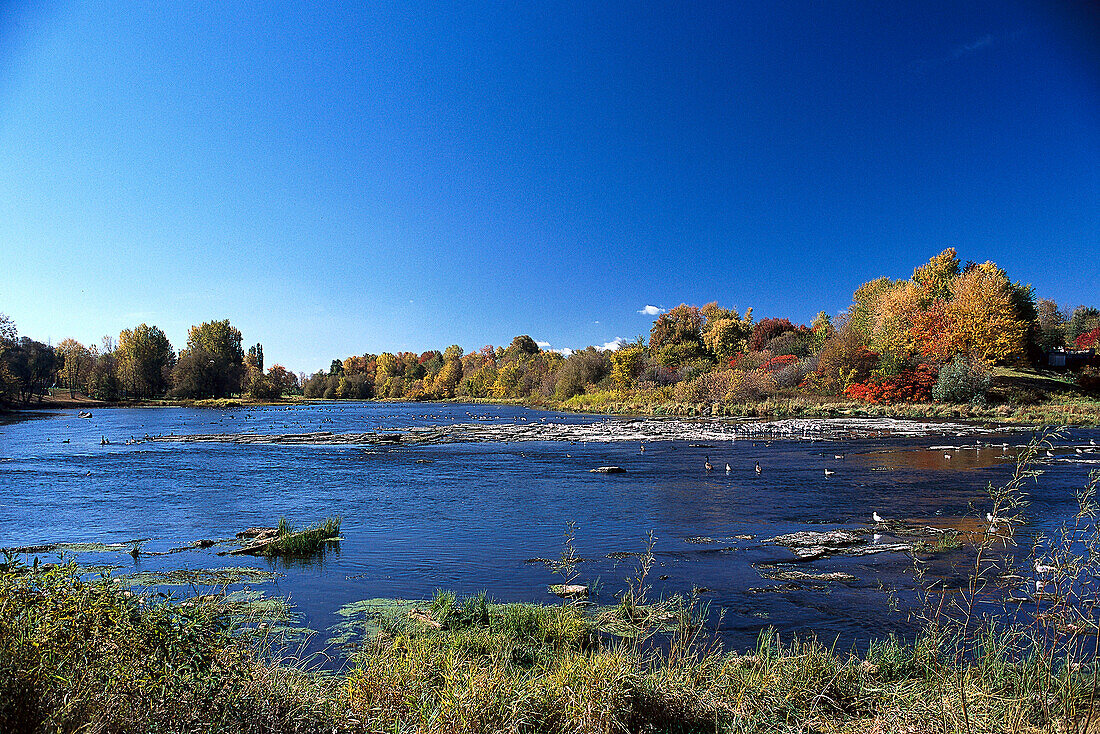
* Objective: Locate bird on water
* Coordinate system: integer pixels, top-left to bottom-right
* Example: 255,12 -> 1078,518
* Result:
704,456 -> 713,472
754,462 -> 761,474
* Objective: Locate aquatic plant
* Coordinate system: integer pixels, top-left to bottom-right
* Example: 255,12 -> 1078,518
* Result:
262,516 -> 341,557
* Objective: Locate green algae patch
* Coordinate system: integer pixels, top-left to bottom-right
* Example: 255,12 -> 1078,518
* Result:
328,597 -> 425,648
116,566 -> 283,587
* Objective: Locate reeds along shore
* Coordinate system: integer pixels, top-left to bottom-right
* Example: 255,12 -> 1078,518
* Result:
3,436 -> 1100,733
1,565 -> 1098,734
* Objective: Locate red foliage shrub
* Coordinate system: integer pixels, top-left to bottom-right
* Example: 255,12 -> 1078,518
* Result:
843,365 -> 938,405
1075,328 -> 1100,350
761,354 -> 798,372
749,318 -> 797,351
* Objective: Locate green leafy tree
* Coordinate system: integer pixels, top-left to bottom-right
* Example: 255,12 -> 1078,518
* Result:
506,335 -> 540,358
117,324 -> 176,398
554,347 -> 611,399
171,320 -> 244,398
2,337 -> 60,404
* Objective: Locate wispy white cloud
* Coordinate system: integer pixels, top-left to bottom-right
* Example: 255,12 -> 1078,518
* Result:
598,337 -> 626,352
911,32 -> 1015,72
554,347 -> 574,357
951,34 -> 993,59
638,305 -> 664,316
535,340 -> 551,348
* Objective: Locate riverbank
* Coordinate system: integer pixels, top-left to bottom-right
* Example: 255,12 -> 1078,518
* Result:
7,367 -> 1099,426
1,562 -> 1093,733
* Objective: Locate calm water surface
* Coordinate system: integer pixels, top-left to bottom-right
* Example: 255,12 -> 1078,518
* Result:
2,403 -> 1098,659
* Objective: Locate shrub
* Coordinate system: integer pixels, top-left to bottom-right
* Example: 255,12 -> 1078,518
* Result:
761,354 -> 798,372
749,318 -> 797,351
1075,327 -> 1100,350
931,357 -> 991,405
772,358 -> 813,390
843,365 -> 937,404
1078,366 -> 1100,394
728,351 -> 769,372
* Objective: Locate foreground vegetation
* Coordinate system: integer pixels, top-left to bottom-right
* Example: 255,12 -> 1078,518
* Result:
2,564 -> 1099,733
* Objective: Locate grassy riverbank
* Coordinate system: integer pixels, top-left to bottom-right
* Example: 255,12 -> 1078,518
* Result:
8,368 -> 1099,426
1,563 -> 1095,733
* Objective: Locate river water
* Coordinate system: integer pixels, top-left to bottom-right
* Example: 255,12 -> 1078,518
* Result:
2,403 -> 1098,660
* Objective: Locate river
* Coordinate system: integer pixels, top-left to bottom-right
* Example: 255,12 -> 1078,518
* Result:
2,402 -> 1098,661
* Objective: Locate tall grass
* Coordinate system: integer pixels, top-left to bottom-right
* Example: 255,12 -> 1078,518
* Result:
262,516 -> 341,557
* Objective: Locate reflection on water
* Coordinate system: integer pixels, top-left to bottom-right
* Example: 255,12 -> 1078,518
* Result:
1,402 -> 1097,661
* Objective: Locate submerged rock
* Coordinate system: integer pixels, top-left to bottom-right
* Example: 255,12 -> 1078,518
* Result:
590,466 -> 626,473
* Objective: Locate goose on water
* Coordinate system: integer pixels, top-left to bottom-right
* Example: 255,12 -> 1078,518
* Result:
824,468 -> 835,477
704,457 -> 713,472
1034,559 -> 1056,576
755,462 -> 761,475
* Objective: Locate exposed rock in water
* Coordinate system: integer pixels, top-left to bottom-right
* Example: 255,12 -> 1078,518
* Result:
590,466 -> 626,473
757,568 -> 858,583
549,584 -> 589,599
146,417 -> 1016,448
1,538 -> 152,555
236,527 -> 279,540
764,529 -> 911,561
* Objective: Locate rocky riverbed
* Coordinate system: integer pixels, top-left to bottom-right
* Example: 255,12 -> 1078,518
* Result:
146,416 -> 1017,447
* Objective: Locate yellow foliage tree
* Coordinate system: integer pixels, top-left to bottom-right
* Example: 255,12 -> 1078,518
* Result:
610,345 -> 646,391
945,262 -> 1028,364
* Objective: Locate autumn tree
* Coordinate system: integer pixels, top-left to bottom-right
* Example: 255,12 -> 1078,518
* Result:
431,356 -> 463,398
1035,299 -> 1066,351
266,364 -> 298,395
554,347 -> 611,399
648,305 -> 707,370
1067,306 -> 1100,345
610,345 -> 646,391
246,343 -> 264,373
944,262 -> 1028,364
57,338 -> 93,398
0,313 -> 15,403
506,335 -> 540,358
701,304 -> 754,362
749,318 -> 797,351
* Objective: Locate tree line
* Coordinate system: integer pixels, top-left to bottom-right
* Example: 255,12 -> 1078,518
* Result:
299,249 -> 1099,407
2,249 -> 1098,409
0,317 -> 299,406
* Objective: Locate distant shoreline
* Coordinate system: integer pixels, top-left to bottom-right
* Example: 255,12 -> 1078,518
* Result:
6,391 -> 1099,427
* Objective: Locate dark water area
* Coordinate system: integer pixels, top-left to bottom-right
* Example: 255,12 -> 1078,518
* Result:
2,403 -> 1099,662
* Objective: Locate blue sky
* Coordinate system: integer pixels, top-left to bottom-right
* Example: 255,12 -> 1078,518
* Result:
1,1 -> 1097,373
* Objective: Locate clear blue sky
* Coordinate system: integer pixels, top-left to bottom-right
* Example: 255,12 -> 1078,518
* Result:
1,1 -> 1097,373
